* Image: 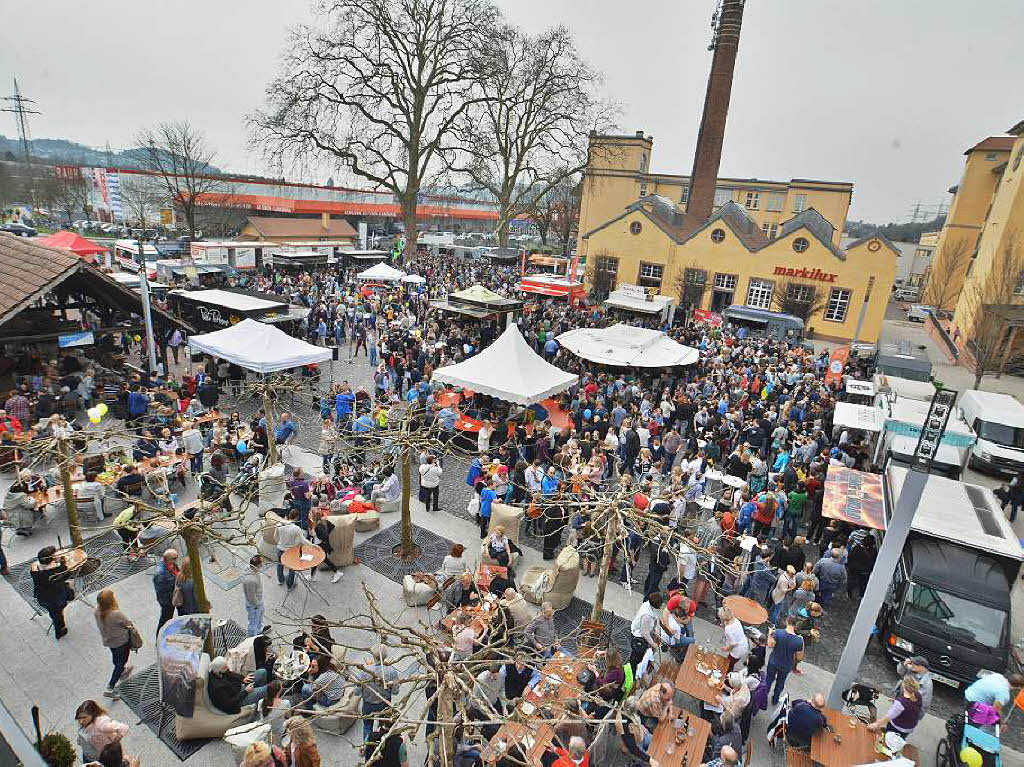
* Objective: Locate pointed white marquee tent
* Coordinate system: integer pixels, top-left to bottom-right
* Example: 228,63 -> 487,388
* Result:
556,323 -> 699,368
431,324 -> 577,406
187,319 -> 333,373
357,262 -> 406,282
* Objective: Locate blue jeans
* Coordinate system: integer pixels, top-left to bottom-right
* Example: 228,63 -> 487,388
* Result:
769,600 -> 787,625
242,669 -> 269,706
300,683 -> 340,709
246,602 -> 265,637
369,345 -> 378,365
189,452 -> 203,473
277,550 -> 295,589
781,515 -> 800,540
765,662 -> 790,705
362,699 -> 388,742
108,642 -> 131,689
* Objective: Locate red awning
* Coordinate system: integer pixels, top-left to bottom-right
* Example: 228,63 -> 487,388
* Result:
36,231 -> 108,259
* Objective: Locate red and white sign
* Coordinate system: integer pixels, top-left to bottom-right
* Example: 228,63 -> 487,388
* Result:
692,309 -> 723,327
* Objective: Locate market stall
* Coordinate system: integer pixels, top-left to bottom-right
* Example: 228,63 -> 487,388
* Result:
357,262 -> 406,282
36,230 -> 107,265
168,289 -> 295,331
603,283 -> 676,324
556,323 -> 698,367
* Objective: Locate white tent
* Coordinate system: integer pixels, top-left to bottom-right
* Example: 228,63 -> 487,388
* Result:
431,324 -> 577,405
357,262 -> 406,282
833,401 -> 886,433
401,273 -> 426,284
188,319 -> 332,374
556,323 -> 699,368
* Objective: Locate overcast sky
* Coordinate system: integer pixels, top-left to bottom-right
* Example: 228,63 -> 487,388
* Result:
2,0 -> 1021,223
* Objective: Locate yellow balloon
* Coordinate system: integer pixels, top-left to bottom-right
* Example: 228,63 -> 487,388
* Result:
959,747 -> 983,767
97,403 -> 108,416
89,415 -> 101,425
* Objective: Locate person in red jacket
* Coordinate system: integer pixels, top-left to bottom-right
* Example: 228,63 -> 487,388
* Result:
545,736 -> 589,767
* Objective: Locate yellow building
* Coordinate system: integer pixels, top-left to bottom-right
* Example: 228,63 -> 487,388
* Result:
926,135 -> 1017,309
581,195 -> 896,344
579,131 -> 854,255
950,121 -> 1024,349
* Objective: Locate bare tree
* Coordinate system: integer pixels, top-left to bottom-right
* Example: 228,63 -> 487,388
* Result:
251,0 -> 499,263
772,280 -> 827,322
527,173 -> 582,251
119,175 -> 164,229
42,172 -> 90,226
921,238 -> 972,310
958,232 -> 1024,389
586,249 -> 615,300
672,263 -> 709,314
134,121 -> 219,239
457,24 -> 608,248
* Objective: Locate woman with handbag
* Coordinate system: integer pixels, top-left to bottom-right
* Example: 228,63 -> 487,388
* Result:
30,546 -> 73,639
174,557 -> 200,615
94,589 -> 137,699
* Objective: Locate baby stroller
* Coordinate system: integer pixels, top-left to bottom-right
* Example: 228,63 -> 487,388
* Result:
841,683 -> 879,723
936,709 -> 1002,767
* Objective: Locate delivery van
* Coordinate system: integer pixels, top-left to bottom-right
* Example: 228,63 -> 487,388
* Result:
877,467 -> 1024,688
959,390 -> 1024,475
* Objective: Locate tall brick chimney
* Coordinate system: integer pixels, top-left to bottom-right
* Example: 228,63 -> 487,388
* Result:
686,0 -> 746,222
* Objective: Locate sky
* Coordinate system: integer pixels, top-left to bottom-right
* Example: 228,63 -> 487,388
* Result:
1,0 -> 1022,223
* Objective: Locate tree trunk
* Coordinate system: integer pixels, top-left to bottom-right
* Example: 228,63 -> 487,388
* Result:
263,389 -> 278,465
974,368 -> 983,390
437,673 -> 457,767
401,196 -> 418,267
590,508 -> 618,622
399,446 -> 414,557
182,525 -> 211,614
57,438 -> 82,548
496,217 -> 510,249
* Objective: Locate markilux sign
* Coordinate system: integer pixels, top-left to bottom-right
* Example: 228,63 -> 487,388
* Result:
773,266 -> 838,283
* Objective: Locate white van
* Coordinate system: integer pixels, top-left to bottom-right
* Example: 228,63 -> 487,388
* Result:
905,304 -> 933,322
893,286 -> 920,301
959,390 -> 1024,475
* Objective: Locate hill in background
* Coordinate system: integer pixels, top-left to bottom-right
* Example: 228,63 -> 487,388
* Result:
844,215 -> 946,243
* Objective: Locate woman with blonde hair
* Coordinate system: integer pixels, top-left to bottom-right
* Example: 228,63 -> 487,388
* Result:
93,590 -> 135,699
285,716 -> 321,767
241,740 -> 286,767
174,557 -> 199,614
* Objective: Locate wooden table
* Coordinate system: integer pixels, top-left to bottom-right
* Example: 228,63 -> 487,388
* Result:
281,544 -> 326,573
441,601 -> 499,634
647,706 -> 710,767
475,563 -> 508,592
194,411 -> 227,426
809,708 -> 920,765
723,595 -> 768,625
673,645 -> 731,705
524,654 -> 586,708
483,721 -> 553,765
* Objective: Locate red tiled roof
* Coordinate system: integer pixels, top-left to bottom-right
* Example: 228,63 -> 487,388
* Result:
964,136 -> 1016,155
0,233 -> 83,325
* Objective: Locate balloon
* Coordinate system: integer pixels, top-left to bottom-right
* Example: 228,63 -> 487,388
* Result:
959,748 -> 982,767
236,441 -> 247,454
97,403 -> 108,417
133,334 -> 141,343
87,406 -> 102,424
583,409 -> 592,420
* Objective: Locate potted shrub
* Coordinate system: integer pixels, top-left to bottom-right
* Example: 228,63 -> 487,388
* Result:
37,731 -> 76,767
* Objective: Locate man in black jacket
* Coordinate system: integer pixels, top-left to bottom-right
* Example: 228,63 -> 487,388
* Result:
503,657 -> 534,702
206,656 -> 269,713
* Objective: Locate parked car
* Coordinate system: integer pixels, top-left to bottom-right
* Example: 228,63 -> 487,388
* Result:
0,222 -> 37,237
905,304 -> 933,322
893,286 -> 920,301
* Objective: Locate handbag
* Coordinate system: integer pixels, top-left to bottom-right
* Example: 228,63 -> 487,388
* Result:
172,584 -> 184,608
128,623 -> 144,651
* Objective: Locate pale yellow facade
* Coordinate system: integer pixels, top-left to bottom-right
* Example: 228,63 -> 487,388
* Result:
951,126 -> 1024,340
578,132 -> 854,254
582,198 -> 896,344
927,136 -> 1016,309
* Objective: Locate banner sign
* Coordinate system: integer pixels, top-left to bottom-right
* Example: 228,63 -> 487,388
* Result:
692,309 -> 723,327
58,331 -> 95,348
824,346 -> 850,388
822,466 -> 885,530
157,614 -> 212,717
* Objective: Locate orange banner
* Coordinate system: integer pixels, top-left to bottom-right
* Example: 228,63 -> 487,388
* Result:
824,346 -> 850,388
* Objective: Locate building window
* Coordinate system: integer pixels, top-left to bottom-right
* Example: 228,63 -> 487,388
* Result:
793,193 -> 807,212
787,283 -> 816,303
713,188 -> 732,208
824,288 -> 852,322
769,223 -> 778,238
767,192 -> 785,212
865,275 -> 875,301
762,222 -> 770,237
1015,271 -> 1024,296
985,152 -> 998,161
714,273 -> 737,290
684,268 -> 707,286
679,186 -> 689,204
746,278 -> 774,309
793,236 -> 810,253
711,228 -> 726,243
745,191 -> 760,210
637,262 -> 664,289
630,221 -> 642,235
641,152 -> 648,173
639,182 -> 647,197
595,255 -> 619,292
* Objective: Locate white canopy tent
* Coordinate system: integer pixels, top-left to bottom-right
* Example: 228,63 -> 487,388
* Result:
188,319 -> 333,374
401,273 -> 427,284
357,262 -> 406,282
556,323 -> 699,368
431,324 -> 577,405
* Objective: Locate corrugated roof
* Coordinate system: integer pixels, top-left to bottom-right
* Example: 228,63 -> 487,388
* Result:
0,233 -> 83,325
964,136 -> 1016,155
242,216 -> 357,239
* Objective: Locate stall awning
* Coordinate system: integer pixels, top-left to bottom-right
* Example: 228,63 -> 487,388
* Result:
187,318 -> 332,373
36,231 -> 107,258
431,324 -> 577,406
605,295 -> 664,314
833,402 -> 885,433
357,262 -> 406,282
429,300 -> 493,319
556,323 -> 698,367
823,466 -> 885,530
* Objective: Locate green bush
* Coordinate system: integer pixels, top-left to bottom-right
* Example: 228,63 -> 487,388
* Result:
38,731 -> 76,767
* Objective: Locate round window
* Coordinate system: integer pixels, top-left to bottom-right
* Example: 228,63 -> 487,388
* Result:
630,221 -> 642,235
711,228 -> 726,243
793,237 -> 810,253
